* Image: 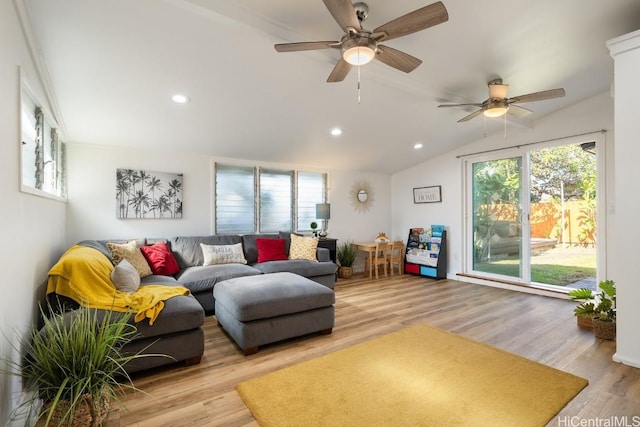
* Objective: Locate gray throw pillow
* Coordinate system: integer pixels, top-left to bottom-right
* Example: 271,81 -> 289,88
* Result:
111,259 -> 141,293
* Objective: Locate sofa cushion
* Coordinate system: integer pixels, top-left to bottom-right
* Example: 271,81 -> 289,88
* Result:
140,242 -> 180,276
107,240 -> 153,277
105,288 -> 204,339
175,264 -> 262,294
257,238 -> 288,262
170,235 -> 242,269
253,259 -> 337,277
201,242 -> 247,266
213,272 -> 335,322
141,274 -> 182,286
111,259 -> 140,293
241,234 -> 279,264
289,234 -> 319,261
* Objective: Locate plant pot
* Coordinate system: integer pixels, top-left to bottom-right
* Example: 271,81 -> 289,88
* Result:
338,266 -> 353,279
40,391 -> 111,427
592,317 -> 616,340
577,316 -> 593,329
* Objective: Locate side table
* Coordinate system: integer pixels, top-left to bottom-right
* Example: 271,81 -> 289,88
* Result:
317,238 -> 337,264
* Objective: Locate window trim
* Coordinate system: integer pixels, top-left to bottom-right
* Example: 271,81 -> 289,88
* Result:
19,70 -> 66,202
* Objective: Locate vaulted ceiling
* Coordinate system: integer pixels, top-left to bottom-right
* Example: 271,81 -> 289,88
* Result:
21,0 -> 640,173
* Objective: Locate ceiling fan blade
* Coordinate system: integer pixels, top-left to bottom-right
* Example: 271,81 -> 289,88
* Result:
373,1 -> 448,42
507,104 -> 533,118
375,45 -> 422,73
458,109 -> 484,123
438,102 -> 484,108
322,0 -> 361,33
327,58 -> 352,82
274,41 -> 340,53
508,88 -> 565,104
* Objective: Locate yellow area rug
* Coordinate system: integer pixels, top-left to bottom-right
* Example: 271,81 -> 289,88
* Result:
236,324 -> 587,427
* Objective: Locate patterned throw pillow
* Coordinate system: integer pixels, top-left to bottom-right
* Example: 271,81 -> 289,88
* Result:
288,234 -> 318,262
107,240 -> 153,277
201,243 -> 248,266
111,259 -> 141,293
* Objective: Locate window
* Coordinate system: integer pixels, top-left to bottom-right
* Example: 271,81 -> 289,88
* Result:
214,163 -> 326,234
215,164 -> 255,234
297,172 -> 325,231
20,75 -> 66,200
259,169 -> 293,232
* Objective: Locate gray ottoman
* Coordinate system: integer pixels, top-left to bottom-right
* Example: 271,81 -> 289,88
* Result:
213,272 -> 335,355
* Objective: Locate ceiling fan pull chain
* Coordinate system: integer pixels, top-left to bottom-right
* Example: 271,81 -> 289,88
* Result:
357,47 -> 362,104
483,116 -> 487,138
504,113 -> 507,139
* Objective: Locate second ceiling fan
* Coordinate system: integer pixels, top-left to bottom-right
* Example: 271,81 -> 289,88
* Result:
438,79 -> 566,122
274,0 -> 449,82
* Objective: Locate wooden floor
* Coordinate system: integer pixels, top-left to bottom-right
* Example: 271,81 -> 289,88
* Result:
106,274 -> 640,427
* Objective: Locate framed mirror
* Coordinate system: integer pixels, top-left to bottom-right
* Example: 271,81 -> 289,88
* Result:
350,180 -> 375,213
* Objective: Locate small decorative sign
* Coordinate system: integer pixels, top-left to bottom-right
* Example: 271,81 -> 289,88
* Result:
413,185 -> 442,204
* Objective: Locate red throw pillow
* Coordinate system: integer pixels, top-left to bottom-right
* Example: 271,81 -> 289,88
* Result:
257,238 -> 288,263
140,242 -> 180,276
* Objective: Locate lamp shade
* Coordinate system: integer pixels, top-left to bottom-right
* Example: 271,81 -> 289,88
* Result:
316,203 -> 331,220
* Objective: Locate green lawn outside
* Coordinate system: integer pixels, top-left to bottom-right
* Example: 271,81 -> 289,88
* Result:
475,248 -> 596,286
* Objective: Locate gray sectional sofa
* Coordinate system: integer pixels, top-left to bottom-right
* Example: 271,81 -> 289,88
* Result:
47,233 -> 336,373
169,232 -> 337,314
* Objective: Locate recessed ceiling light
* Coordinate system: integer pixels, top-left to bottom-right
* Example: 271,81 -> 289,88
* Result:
331,128 -> 343,136
171,94 -> 190,104
414,143 -> 423,149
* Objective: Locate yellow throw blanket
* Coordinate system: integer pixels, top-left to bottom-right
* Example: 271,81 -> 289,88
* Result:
47,245 -> 190,325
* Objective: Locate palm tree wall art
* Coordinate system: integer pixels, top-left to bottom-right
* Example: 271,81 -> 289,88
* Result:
116,168 -> 183,219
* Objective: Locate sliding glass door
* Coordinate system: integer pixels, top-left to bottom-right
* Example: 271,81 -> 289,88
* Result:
465,136 -> 600,289
470,155 -> 529,281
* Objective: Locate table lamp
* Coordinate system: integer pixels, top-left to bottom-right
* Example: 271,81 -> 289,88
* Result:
316,203 -> 331,238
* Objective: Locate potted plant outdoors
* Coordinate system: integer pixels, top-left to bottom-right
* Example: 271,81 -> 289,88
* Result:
336,241 -> 358,279
310,222 -> 318,237
1,305 -> 151,426
568,279 -> 616,340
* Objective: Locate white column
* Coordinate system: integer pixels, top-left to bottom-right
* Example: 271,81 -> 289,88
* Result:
608,29 -> 640,368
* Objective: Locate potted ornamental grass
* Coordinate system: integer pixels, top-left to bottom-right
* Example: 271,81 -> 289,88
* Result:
336,241 -> 358,279
1,305 -> 150,426
568,279 -> 616,340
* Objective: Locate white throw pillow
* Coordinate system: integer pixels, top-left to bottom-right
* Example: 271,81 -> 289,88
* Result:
200,243 -> 248,266
111,259 -> 141,293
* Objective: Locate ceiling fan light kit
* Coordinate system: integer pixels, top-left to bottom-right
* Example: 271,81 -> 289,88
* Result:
484,100 -> 509,118
273,1 -> 449,82
342,36 -> 377,65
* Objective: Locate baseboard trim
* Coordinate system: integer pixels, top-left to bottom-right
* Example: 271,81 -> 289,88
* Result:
612,352 -> 640,368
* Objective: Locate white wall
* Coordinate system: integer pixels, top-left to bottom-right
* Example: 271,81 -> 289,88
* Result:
66,144 -> 214,244
0,2 -> 67,424
66,144 -> 391,271
608,29 -> 640,368
391,91 -> 615,286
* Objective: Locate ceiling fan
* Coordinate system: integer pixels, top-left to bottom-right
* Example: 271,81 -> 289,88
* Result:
274,0 -> 448,82
438,79 -> 566,122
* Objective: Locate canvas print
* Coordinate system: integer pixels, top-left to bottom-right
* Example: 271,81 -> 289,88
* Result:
116,169 -> 183,219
